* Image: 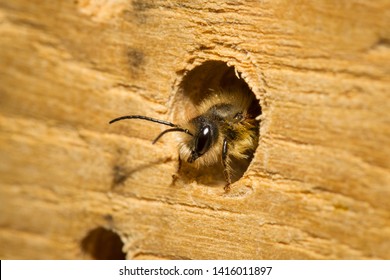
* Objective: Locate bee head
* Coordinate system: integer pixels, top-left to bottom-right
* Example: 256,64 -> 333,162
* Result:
187,122 -> 218,163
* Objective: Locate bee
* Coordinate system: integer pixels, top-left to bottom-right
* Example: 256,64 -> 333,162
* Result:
109,89 -> 260,191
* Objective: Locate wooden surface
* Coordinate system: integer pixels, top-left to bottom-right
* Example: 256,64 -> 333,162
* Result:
1,0 -> 390,259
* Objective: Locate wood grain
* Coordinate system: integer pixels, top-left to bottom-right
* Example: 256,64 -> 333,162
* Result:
0,0 -> 389,259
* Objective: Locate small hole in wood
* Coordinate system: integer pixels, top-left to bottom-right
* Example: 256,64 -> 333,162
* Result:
81,227 -> 126,260
172,61 -> 261,188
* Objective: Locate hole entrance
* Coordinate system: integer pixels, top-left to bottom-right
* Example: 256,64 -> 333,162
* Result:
81,227 -> 126,260
172,61 -> 262,187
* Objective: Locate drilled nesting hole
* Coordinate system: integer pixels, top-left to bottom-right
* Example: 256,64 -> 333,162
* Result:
81,227 -> 126,260
172,61 -> 261,187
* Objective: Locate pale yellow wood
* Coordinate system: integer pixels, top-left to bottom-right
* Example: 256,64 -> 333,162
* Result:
0,0 -> 389,259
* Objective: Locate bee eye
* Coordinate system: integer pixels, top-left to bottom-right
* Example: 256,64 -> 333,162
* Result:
233,112 -> 243,121
195,125 -> 213,156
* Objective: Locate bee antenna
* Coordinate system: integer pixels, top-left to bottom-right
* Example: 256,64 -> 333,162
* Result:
109,115 -> 179,128
152,128 -> 193,144
109,115 -> 193,143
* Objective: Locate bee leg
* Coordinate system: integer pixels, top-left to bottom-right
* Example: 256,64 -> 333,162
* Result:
171,155 -> 182,185
177,155 -> 182,173
222,138 -> 232,192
